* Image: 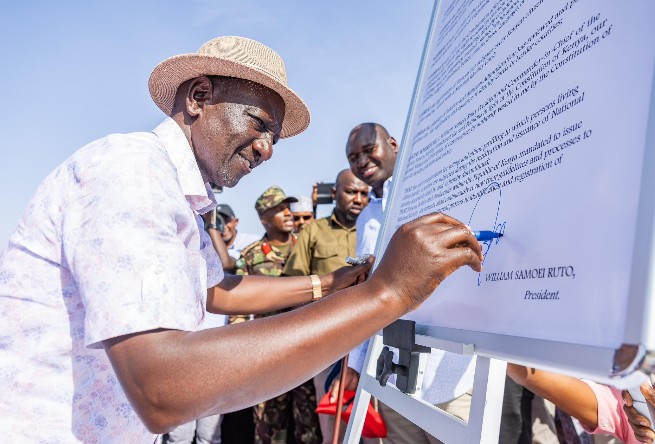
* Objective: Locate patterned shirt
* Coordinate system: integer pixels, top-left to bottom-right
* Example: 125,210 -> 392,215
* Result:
0,119 -> 223,443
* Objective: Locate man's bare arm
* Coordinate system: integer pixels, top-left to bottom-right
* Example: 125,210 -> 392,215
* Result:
207,263 -> 369,315
103,213 -> 483,433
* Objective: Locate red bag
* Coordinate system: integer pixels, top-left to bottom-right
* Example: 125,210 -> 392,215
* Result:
315,390 -> 387,438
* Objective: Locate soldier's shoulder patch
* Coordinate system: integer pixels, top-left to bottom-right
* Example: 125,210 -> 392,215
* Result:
240,240 -> 262,258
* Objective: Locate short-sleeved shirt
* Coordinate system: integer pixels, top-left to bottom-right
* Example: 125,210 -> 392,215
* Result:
283,211 -> 356,277
582,380 -> 639,443
0,119 -> 223,442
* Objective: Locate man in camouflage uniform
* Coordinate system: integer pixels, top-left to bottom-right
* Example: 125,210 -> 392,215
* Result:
236,185 -> 322,444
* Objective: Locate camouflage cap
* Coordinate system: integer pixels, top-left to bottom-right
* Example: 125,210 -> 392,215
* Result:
255,186 -> 298,216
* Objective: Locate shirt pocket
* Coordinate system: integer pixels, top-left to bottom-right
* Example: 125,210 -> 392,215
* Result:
312,244 -> 344,275
314,244 -> 341,258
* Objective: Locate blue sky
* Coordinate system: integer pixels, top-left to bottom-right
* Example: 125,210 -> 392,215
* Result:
0,0 -> 433,241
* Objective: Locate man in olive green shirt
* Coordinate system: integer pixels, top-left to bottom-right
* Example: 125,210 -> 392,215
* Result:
283,169 -> 370,443
284,169 -> 369,277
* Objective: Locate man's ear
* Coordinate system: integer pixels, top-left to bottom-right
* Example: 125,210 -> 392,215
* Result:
186,77 -> 214,117
331,187 -> 337,201
389,136 -> 399,154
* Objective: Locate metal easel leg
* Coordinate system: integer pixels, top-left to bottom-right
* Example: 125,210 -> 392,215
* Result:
343,333 -> 383,444
465,356 -> 507,444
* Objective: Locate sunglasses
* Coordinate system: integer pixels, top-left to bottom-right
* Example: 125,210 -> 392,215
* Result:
294,215 -> 313,222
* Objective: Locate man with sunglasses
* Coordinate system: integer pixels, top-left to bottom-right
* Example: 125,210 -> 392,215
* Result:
291,195 -> 315,232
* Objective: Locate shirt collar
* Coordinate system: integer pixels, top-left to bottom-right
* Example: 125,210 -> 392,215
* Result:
152,118 -> 216,214
329,211 -> 356,232
368,176 -> 393,211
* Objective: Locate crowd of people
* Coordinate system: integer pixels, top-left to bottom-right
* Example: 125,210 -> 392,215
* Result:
163,120 -> 636,444
1,35 -> 653,444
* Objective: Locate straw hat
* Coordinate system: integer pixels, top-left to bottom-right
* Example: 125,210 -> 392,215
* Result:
148,36 -> 310,138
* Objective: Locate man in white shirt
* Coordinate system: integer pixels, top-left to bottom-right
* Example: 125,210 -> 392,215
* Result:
0,38 -> 483,443
339,122 -> 476,444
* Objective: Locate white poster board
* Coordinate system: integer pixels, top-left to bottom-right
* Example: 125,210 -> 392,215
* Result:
377,0 -> 655,385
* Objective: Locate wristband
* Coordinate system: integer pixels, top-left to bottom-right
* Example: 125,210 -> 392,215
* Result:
310,274 -> 322,300
207,224 -> 219,230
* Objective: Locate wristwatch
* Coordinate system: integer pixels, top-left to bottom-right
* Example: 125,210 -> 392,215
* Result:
310,275 -> 322,300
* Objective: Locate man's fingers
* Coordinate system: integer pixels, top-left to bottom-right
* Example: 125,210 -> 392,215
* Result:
427,224 -> 484,262
642,383 -> 655,406
624,390 -> 634,406
351,262 -> 373,285
630,420 -> 655,444
447,246 -> 483,273
412,212 -> 467,229
329,380 -> 340,403
625,405 -> 651,429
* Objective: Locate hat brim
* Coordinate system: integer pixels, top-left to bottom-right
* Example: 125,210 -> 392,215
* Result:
148,54 -> 310,138
256,196 -> 299,216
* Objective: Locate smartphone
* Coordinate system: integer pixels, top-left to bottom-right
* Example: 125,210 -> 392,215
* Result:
316,182 -> 335,205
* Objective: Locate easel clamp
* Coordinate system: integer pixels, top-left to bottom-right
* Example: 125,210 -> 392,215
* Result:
376,319 -> 431,394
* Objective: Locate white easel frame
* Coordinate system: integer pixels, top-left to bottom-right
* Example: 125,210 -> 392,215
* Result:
343,331 -> 507,444
345,0 -> 655,441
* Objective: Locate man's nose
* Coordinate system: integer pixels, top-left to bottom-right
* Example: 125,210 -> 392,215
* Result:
353,192 -> 363,203
252,136 -> 273,165
356,153 -> 369,168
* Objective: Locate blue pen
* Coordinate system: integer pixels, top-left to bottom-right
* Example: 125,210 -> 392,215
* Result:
473,231 -> 503,241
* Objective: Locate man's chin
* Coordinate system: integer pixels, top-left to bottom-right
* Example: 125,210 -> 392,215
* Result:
360,172 -> 382,188
345,213 -> 359,222
214,173 -> 244,188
